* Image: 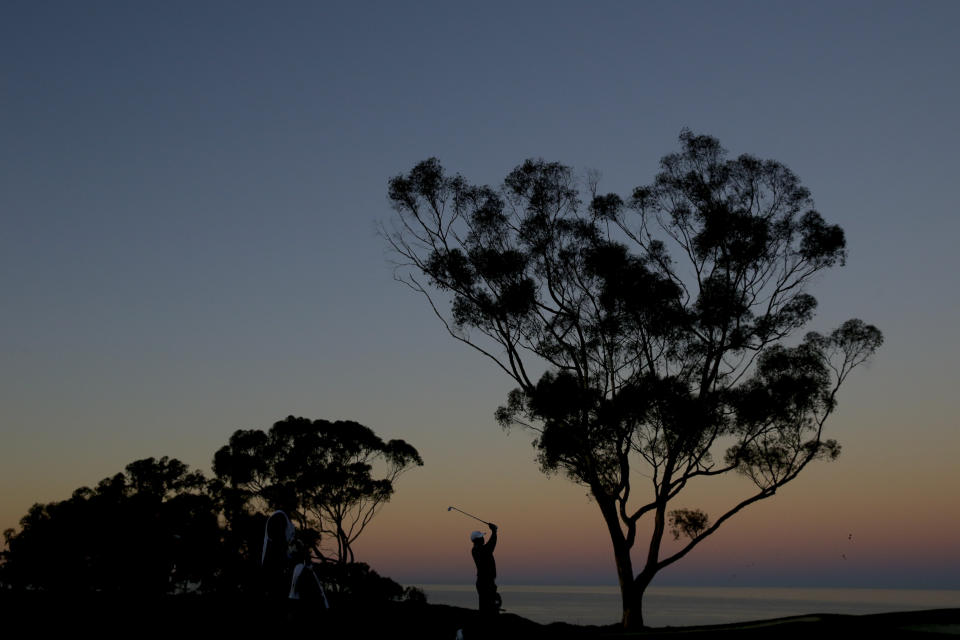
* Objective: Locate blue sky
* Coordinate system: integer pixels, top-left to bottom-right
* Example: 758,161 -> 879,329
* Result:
2,1 -> 959,588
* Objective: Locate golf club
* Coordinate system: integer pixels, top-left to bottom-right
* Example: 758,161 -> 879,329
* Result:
447,505 -> 491,525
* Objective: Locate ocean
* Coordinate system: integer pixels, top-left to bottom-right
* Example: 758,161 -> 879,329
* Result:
418,584 -> 960,627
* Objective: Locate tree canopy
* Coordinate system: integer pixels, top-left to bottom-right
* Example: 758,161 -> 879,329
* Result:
213,416 -> 423,564
385,130 -> 882,629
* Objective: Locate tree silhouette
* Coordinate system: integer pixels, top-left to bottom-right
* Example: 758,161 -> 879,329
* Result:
1,456 -> 220,594
213,416 -> 423,564
384,131 -> 882,629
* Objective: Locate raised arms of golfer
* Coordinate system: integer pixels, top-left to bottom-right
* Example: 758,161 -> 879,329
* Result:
485,523 -> 497,551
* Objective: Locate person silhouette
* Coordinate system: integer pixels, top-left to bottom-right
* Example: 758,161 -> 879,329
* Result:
261,510 -> 296,599
470,523 -> 501,615
288,540 -> 330,623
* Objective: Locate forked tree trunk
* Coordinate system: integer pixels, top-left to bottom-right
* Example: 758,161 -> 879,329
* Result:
596,494 -> 646,629
626,570 -> 656,629
597,489 -> 668,629
615,564 -> 659,629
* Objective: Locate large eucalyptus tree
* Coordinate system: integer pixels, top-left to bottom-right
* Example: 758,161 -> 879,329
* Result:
384,131 -> 881,628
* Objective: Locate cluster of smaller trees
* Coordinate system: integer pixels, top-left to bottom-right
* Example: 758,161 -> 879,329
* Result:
1,416 -> 422,596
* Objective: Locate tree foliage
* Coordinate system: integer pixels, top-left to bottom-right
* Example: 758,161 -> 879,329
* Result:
384,131 -> 882,628
2,418 -> 423,599
1,457 -> 220,594
213,416 -> 423,564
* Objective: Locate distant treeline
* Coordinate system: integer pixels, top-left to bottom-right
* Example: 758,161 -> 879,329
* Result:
0,416 -> 423,602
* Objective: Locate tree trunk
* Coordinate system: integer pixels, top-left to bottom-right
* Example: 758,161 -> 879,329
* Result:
627,570 -> 656,630
606,494 -> 669,629
616,545 -> 641,629
595,494 -> 642,629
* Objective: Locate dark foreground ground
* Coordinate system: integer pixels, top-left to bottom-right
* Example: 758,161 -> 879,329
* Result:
3,592 -> 958,638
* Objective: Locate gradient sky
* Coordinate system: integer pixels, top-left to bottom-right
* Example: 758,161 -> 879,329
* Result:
2,1 -> 958,589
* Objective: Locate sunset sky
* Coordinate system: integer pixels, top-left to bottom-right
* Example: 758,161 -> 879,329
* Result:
2,1 -> 958,589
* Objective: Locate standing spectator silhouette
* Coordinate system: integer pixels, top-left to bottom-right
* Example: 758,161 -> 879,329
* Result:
470,523 -> 500,616
261,510 -> 296,600
288,541 -> 330,619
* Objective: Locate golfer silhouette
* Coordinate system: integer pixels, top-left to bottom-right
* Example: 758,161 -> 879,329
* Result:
470,523 -> 501,615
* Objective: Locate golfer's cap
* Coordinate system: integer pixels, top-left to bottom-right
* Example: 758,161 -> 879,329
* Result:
470,530 -> 484,541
